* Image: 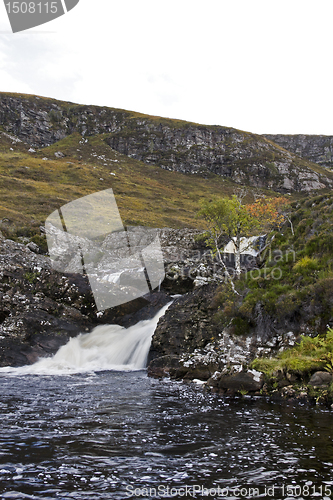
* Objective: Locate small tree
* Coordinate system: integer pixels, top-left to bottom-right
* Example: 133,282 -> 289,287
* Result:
198,194 -> 287,290
197,197 -> 240,294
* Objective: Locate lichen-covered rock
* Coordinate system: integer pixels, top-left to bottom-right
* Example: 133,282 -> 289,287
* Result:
147,280 -> 301,382
1,93 -> 331,193
264,134 -> 333,170
148,284 -> 220,365
158,227 -> 230,293
280,386 -> 297,398
0,238 -> 97,366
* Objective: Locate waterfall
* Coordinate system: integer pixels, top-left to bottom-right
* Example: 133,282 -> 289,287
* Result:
0,302 -> 171,376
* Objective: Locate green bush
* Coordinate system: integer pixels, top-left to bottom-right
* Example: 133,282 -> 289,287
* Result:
251,326 -> 333,377
293,256 -> 318,272
231,316 -> 251,336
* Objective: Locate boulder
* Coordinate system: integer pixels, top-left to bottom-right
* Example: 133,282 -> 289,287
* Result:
147,355 -> 182,378
183,365 -> 213,381
309,371 -> 333,387
26,241 -> 40,254
218,370 -> 264,392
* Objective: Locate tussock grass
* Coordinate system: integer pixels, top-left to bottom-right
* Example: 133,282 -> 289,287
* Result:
251,328 -> 333,377
0,131 -> 281,232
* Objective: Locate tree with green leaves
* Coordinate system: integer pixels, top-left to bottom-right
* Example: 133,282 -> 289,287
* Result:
198,193 -> 287,291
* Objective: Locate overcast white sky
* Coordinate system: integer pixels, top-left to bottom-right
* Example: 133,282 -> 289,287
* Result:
0,0 -> 332,135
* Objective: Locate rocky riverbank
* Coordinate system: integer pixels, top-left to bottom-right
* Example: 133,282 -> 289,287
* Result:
0,227 -> 208,366
148,290 -> 333,406
2,217 -> 333,407
146,281 -> 333,406
147,287 -> 333,407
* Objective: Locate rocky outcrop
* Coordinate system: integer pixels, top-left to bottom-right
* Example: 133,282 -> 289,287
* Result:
0,237 -> 97,366
0,96 -> 68,146
147,283 -> 300,393
0,227 -> 212,366
158,227 -> 220,293
147,273 -> 333,397
148,280 -> 301,370
105,125 -> 329,193
1,92 -> 332,193
263,134 -> 333,170
148,284 -> 220,365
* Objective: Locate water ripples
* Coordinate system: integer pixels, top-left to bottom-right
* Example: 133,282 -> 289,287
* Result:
0,371 -> 332,499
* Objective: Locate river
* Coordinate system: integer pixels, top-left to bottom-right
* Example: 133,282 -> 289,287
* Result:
0,308 -> 332,499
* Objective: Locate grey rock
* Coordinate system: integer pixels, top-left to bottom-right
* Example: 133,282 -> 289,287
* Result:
281,386 -> 297,398
0,238 -> 96,366
183,365 -> 212,381
148,284 -> 220,365
105,125 -> 332,192
1,94 -> 331,193
264,134 -> 333,170
309,371 -> 333,387
218,371 -> 264,392
26,241 -> 40,254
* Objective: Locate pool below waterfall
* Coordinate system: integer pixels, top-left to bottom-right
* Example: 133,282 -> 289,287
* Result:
0,370 -> 333,499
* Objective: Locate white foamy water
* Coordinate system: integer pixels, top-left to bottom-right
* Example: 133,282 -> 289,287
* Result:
0,302 -> 171,376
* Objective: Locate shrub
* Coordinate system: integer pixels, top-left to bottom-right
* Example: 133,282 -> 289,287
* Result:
231,316 -> 251,336
293,256 -> 318,272
251,326 -> 333,377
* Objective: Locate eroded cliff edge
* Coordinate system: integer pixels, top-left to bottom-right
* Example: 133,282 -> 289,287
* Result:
1,92 -> 332,193
264,134 -> 333,170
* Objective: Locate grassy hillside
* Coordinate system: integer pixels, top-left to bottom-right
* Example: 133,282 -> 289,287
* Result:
0,128 -> 290,244
1,92 -> 333,194
213,192 -> 333,338
0,91 -> 331,255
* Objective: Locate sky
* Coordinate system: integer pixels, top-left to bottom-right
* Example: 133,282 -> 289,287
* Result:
0,0 -> 332,135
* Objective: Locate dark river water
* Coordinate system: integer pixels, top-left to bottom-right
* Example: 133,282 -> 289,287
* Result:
0,371 -> 332,500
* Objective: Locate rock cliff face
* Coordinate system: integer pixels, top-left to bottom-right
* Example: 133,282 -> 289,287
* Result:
105,125 -> 332,193
0,236 -> 95,366
147,284 -> 299,382
0,227 -> 204,366
1,92 -> 332,193
263,134 -> 333,170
